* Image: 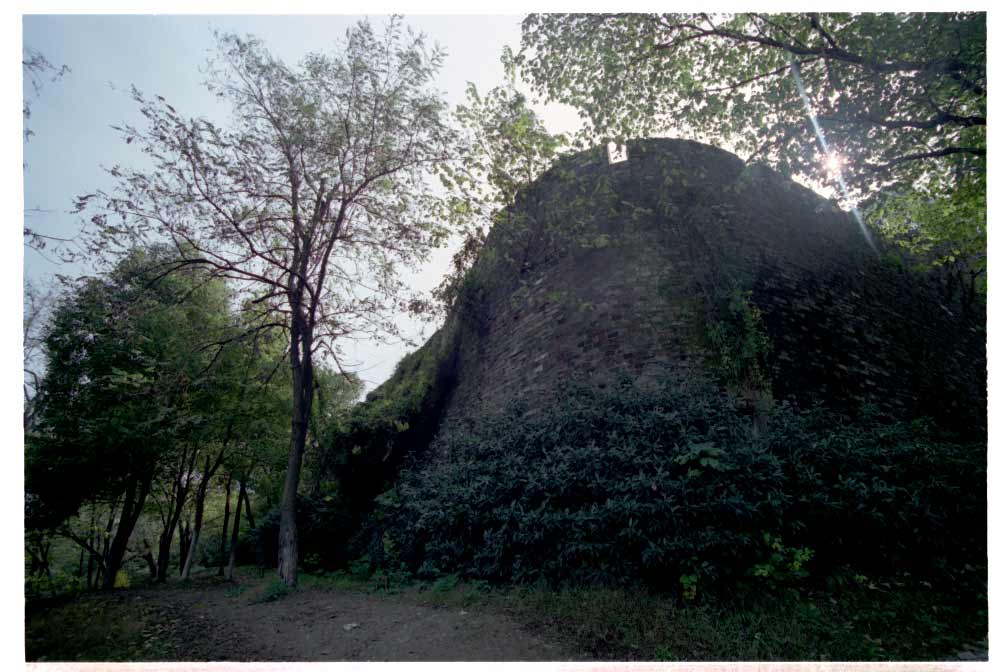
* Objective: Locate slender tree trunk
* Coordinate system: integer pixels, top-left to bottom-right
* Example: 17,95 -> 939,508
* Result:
182,450 -> 223,579
142,540 -> 157,580
226,480 -> 246,580
182,515 -> 203,578
156,498 -> 181,581
156,445 -> 197,581
278,319 -> 314,587
242,477 -> 256,530
88,525 -> 99,589
102,474 -> 152,590
85,506 -> 96,589
99,499 -> 116,583
217,473 -> 232,576
97,502 -> 115,589
179,519 -> 192,576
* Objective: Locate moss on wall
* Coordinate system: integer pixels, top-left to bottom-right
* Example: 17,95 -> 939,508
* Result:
324,137 -> 986,524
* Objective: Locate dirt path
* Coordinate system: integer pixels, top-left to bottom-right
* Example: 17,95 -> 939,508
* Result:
125,575 -> 578,662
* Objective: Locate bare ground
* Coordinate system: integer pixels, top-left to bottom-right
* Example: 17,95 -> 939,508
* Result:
28,572 -> 581,662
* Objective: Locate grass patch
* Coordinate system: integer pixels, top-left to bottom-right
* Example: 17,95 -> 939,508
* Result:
412,577 -> 495,610
299,570 -> 373,593
249,577 -> 293,604
224,584 -> 246,598
26,593 -> 176,662
498,581 -> 987,661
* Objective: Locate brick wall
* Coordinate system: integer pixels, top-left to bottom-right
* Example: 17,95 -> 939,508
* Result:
433,138 -> 984,436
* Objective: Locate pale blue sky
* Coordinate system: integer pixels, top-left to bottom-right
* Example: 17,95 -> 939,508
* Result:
21,13 -> 582,390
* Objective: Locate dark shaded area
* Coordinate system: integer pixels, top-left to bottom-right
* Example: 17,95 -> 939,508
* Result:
440,138 -> 984,437
304,322 -> 462,568
318,137 -> 986,580
374,377 -> 985,595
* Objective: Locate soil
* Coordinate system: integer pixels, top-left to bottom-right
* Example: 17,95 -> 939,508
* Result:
39,572 -> 581,662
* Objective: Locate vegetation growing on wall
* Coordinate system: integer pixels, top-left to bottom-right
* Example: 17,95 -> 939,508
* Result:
689,286 -> 774,428
320,318 -> 463,542
371,376 -> 984,603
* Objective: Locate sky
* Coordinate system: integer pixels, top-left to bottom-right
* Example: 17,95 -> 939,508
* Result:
20,13 -> 586,391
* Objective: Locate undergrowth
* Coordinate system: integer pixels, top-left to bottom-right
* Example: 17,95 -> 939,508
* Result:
371,375 -> 984,598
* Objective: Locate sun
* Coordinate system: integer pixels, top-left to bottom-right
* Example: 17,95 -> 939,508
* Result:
822,152 -> 845,177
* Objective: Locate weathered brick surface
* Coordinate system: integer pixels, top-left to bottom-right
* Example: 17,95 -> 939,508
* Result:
438,138 -> 984,436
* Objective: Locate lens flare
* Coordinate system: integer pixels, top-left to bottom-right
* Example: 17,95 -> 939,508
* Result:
823,152 -> 844,176
789,58 -> 878,256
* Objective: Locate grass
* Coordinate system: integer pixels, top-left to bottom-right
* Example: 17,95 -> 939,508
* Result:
495,580 -> 987,661
25,593 -> 176,662
381,571 -> 986,661
25,564 -> 987,662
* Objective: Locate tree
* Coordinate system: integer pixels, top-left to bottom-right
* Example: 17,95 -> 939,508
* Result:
77,18 -> 455,586
23,279 -> 55,431
516,13 -> 986,287
430,72 -> 569,314
23,46 -> 77,257
23,46 -> 69,143
27,246 -> 233,588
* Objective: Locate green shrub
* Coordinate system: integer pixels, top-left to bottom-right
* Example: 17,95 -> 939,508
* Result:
374,376 -> 984,593
259,577 -> 291,603
253,493 -> 357,572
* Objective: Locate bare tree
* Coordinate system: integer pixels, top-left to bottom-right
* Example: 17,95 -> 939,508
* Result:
23,279 -> 54,430
78,19 -> 455,586
23,46 -> 69,143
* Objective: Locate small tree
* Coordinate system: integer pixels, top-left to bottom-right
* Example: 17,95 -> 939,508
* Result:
431,71 -> 568,314
23,279 -> 55,431
27,247 -> 233,588
78,18 -> 455,586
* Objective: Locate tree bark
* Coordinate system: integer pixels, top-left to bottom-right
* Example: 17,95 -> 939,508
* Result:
218,473 -> 232,576
88,521 -> 100,589
242,477 -> 256,530
142,540 -> 157,579
278,305 -> 315,587
76,543 -> 85,580
182,449 -> 224,579
156,503 -> 184,581
99,499 -> 117,586
226,480 -> 246,580
179,519 -> 191,576
101,473 -> 152,590
156,444 -> 198,581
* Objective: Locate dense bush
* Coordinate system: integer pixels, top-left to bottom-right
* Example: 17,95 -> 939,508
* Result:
373,376 -> 985,594
253,493 -> 358,572
324,320 -> 461,521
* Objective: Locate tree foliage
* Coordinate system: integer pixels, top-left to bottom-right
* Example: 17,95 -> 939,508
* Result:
516,13 -> 986,284
22,46 -> 70,143
28,248 -> 227,520
431,70 -> 569,315
26,246 -> 239,587
23,279 -> 56,430
76,18 -> 456,586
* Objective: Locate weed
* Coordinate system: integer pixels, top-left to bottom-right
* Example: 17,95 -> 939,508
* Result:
26,594 -> 173,661
499,580 -> 986,661
258,578 -> 291,603
432,573 -> 460,593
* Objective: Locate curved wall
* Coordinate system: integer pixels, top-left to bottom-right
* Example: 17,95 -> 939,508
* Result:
439,139 -> 984,436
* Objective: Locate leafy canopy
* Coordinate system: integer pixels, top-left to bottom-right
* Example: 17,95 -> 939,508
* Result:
516,13 -> 985,282
431,69 -> 569,315
26,246 -> 235,529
